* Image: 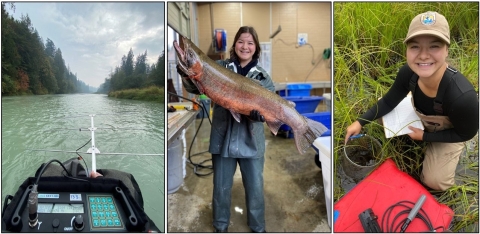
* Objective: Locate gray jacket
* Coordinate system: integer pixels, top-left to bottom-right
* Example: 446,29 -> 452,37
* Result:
182,59 -> 275,158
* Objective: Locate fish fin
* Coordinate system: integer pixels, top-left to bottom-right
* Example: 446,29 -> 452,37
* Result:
229,110 -> 242,123
266,119 -> 285,135
293,117 -> 329,154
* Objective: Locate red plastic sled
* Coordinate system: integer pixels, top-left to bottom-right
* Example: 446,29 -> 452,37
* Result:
334,159 -> 454,232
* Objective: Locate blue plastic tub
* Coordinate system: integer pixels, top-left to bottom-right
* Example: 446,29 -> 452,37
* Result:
279,84 -> 312,96
279,111 -> 331,138
304,112 -> 331,130
284,96 -> 323,114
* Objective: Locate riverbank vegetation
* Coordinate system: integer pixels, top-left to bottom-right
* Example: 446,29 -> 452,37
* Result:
96,47 -> 165,103
334,2 -> 478,232
1,3 -> 93,95
108,86 -> 164,103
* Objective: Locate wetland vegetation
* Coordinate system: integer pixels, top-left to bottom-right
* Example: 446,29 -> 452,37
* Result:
334,2 -> 479,232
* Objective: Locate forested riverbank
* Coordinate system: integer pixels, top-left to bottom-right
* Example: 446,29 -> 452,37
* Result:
2,3 -> 93,95
2,2 -> 165,97
107,86 -> 164,103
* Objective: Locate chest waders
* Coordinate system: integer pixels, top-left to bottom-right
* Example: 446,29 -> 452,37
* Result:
409,66 -> 465,191
211,60 -> 268,232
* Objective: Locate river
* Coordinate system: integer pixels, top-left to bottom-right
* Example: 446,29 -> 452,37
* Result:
1,94 -> 165,230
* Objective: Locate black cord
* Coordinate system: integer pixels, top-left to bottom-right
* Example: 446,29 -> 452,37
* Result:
75,138 -> 92,175
36,159 -> 91,186
394,217 -> 409,232
76,138 -> 91,174
382,200 -> 436,232
62,174 -> 90,183
389,204 -> 413,232
168,92 -> 214,176
416,213 -> 434,231
35,159 -> 73,185
383,202 -> 404,232
189,116 -> 213,176
167,92 -> 212,125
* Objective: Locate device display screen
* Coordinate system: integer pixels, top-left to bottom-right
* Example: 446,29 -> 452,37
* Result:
38,203 -> 84,214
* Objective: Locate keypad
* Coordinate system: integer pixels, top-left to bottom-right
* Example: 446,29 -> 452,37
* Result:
87,195 -> 123,230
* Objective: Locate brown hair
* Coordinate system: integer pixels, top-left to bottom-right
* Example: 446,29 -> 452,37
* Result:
229,26 -> 261,62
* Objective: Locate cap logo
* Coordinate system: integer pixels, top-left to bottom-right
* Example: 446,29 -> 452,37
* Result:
420,12 -> 436,25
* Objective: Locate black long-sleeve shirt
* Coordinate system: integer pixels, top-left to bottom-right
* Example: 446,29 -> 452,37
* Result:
359,64 -> 478,143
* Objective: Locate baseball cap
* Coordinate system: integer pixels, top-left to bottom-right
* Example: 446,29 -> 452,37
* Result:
404,11 -> 450,45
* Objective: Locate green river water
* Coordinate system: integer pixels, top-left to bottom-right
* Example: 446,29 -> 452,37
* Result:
1,94 -> 165,230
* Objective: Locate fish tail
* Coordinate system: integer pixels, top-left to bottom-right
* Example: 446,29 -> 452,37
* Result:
293,118 -> 329,154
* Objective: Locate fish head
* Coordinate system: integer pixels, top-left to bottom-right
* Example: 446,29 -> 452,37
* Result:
173,36 -> 203,81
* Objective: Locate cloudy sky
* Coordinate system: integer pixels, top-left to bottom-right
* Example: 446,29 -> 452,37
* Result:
5,2 -> 165,88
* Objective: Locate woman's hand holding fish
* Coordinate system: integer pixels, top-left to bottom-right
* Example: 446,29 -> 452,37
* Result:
177,64 -> 188,77
248,110 -> 265,122
177,64 -> 201,95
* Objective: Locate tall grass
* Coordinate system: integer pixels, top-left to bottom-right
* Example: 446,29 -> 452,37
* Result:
334,2 -> 478,232
108,86 -> 164,103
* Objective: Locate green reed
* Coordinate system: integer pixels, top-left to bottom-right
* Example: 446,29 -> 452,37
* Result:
334,2 -> 479,232
108,86 -> 164,103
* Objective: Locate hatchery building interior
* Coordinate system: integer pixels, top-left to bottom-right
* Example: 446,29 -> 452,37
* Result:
166,2 -> 332,232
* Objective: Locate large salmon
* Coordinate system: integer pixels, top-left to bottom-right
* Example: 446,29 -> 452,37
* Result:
174,36 -> 328,154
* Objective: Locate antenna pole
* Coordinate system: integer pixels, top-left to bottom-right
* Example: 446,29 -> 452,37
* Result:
87,114 -> 100,175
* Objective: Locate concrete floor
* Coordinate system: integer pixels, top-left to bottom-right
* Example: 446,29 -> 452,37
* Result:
167,117 -> 331,232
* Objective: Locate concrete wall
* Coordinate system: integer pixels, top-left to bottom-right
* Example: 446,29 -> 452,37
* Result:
194,2 -> 331,83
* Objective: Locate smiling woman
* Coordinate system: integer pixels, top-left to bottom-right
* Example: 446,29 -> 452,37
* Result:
167,2 -> 332,233
344,12 -> 478,189
405,35 -> 449,97
335,2 -> 479,232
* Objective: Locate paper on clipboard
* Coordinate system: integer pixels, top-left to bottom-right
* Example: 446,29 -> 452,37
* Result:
382,94 -> 424,138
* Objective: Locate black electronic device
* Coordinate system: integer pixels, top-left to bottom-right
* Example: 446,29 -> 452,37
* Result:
359,208 -> 382,233
2,115 -> 161,233
6,185 -> 139,232
2,175 -> 158,233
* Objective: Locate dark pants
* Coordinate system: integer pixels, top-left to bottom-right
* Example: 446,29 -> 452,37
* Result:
212,154 -> 265,232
